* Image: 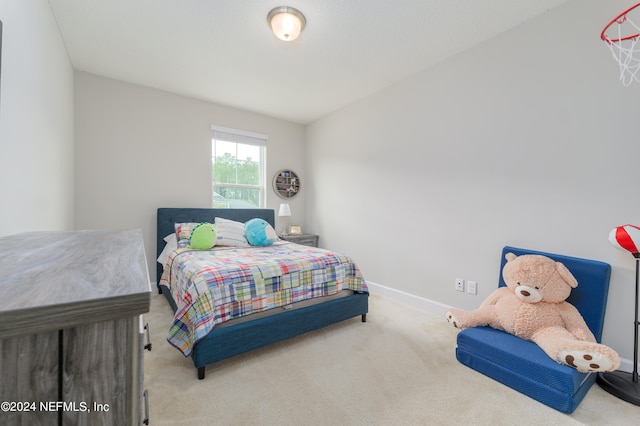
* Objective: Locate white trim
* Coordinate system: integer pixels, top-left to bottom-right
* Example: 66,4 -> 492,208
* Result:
210,124 -> 269,142
620,358 -> 634,374
366,280 -> 452,317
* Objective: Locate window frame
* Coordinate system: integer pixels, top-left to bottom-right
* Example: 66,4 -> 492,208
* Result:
211,125 -> 268,209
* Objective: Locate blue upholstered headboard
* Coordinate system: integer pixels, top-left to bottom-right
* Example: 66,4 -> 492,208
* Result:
498,246 -> 611,342
156,208 -> 275,285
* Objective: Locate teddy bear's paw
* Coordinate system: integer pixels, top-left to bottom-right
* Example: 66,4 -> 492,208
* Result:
557,349 -> 617,373
445,311 -> 462,329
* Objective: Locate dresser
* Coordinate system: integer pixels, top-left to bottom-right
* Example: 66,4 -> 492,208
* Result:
279,233 -> 319,247
0,230 -> 151,425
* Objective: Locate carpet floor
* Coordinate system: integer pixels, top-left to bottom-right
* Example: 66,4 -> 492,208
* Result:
144,292 -> 640,425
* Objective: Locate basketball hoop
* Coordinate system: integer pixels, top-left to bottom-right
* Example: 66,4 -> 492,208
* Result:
601,2 -> 640,85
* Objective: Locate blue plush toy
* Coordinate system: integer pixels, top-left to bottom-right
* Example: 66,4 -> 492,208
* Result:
245,218 -> 277,246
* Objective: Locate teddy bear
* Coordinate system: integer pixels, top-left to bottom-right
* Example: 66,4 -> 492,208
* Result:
445,252 -> 620,373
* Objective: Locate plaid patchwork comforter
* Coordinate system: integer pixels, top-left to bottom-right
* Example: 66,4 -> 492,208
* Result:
159,241 -> 368,356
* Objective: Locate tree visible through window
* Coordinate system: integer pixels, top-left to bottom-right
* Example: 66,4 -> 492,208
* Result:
211,125 -> 267,208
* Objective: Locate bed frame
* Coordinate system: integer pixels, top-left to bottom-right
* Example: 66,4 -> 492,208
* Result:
156,207 -> 369,379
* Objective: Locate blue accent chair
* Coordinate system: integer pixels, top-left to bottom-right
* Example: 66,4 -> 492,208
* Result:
455,246 -> 612,413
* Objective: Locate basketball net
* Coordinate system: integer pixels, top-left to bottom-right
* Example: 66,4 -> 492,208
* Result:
602,3 -> 640,86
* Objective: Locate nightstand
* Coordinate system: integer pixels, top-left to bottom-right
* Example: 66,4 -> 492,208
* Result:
280,233 -> 319,247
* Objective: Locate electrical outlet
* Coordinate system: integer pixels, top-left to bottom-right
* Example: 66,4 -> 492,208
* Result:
467,280 -> 477,295
455,278 -> 464,292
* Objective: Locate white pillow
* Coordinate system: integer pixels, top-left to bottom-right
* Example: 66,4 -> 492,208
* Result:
157,233 -> 178,265
214,217 -> 249,247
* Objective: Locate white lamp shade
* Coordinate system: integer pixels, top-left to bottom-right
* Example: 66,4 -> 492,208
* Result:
268,7 -> 306,41
278,203 -> 292,217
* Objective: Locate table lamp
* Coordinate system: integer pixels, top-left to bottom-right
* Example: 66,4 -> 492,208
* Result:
278,203 -> 291,236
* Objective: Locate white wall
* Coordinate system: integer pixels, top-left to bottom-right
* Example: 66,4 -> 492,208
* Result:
0,0 -> 74,235
74,72 -> 305,280
305,0 -> 640,366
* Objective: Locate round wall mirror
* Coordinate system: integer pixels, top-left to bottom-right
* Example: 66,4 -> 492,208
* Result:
273,169 -> 300,199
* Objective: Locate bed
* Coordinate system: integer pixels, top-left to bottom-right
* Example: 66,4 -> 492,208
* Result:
156,207 -> 369,379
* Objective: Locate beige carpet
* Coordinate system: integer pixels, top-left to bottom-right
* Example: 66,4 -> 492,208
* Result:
144,292 -> 640,425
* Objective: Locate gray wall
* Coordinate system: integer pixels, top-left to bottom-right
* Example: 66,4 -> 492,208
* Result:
305,0 -> 640,366
0,0 -> 74,235
74,73 -> 306,280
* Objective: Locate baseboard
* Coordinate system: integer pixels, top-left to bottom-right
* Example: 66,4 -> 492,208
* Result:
365,281 -> 636,374
366,281 -> 452,317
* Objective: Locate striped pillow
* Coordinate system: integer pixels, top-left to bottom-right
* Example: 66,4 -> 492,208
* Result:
214,217 -> 249,247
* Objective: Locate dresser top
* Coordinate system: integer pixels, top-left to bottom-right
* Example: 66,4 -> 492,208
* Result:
0,229 -> 151,338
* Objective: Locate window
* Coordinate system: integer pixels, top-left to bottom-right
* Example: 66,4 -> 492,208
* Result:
211,125 -> 268,208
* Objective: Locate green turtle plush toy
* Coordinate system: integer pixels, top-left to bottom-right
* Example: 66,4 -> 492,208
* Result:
188,222 -> 217,250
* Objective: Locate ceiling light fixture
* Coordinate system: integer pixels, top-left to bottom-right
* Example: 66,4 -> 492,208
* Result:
267,6 -> 306,41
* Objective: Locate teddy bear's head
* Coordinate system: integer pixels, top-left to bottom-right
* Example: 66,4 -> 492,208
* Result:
502,253 -> 578,304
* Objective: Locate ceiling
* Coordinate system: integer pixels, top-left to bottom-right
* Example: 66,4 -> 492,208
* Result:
49,0 -> 571,124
